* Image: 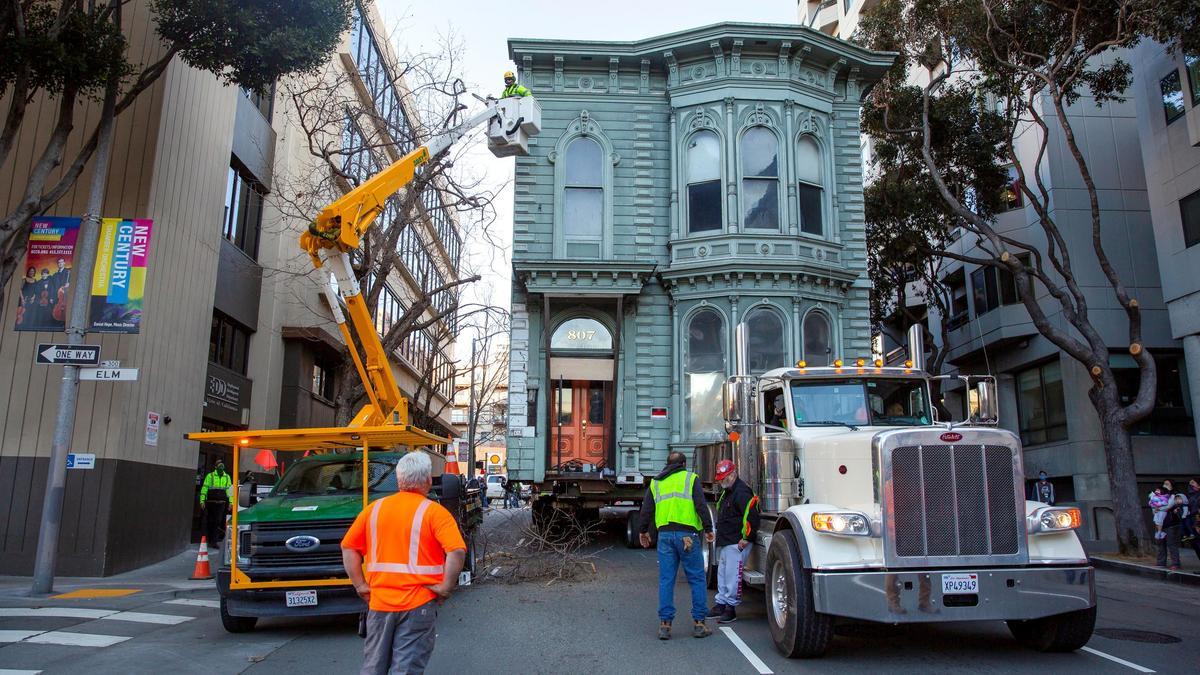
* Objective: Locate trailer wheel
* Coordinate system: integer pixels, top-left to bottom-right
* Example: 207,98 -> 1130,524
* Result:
1007,606 -> 1096,652
705,537 -> 717,590
765,529 -> 832,658
624,510 -> 642,549
465,529 -> 479,575
219,596 -> 257,633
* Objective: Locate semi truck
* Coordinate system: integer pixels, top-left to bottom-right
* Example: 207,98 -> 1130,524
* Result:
703,325 -> 1095,658
186,85 -> 541,632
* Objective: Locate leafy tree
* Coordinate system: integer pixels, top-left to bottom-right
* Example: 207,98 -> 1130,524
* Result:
0,0 -> 352,295
857,0 -> 1200,554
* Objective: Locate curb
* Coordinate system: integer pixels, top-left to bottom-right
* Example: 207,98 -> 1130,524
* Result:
1090,556 -> 1200,587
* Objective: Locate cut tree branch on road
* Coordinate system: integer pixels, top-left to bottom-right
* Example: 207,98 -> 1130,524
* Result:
857,0 -> 1200,554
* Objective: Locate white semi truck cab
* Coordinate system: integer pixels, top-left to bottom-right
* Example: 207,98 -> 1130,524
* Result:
712,327 -> 1096,658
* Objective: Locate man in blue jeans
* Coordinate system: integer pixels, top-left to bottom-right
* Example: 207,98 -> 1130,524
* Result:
638,451 -> 715,640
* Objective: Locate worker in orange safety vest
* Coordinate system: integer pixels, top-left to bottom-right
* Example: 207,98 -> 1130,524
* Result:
342,452 -> 467,674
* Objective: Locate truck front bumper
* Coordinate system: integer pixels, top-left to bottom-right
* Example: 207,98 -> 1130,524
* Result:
217,568 -> 365,619
811,565 -> 1093,623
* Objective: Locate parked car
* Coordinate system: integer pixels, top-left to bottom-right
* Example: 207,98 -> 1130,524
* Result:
485,474 -> 507,501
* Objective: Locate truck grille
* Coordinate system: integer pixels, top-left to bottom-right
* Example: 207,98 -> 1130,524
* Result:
247,518 -> 356,569
888,444 -> 1022,562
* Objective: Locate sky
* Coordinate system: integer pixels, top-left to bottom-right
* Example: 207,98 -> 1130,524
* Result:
374,0 -> 801,354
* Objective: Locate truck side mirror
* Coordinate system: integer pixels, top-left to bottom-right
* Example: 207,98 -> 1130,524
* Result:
972,379 -> 999,425
238,482 -> 257,508
723,381 -> 742,422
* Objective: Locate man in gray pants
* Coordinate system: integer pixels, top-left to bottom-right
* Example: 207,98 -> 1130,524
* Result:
707,460 -> 761,624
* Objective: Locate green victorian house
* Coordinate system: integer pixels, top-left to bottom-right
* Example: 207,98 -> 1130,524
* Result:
505,22 -> 893,486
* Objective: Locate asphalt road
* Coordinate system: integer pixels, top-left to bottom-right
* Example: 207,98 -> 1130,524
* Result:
2,508 -> 1196,674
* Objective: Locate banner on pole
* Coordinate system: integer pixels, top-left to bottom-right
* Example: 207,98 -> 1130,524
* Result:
89,218 -> 153,333
14,217 -> 81,332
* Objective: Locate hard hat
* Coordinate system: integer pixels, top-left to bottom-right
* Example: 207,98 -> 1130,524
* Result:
503,70 -> 515,79
715,460 -> 736,481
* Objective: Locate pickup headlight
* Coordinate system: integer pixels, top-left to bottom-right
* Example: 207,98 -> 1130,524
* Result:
1028,507 -> 1082,534
811,511 -> 872,537
225,524 -> 251,565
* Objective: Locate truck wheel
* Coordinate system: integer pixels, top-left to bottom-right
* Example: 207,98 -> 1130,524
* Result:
1007,606 -> 1096,652
624,511 -> 642,549
219,596 -> 257,633
465,530 -> 479,575
766,529 -> 832,658
705,538 -> 718,590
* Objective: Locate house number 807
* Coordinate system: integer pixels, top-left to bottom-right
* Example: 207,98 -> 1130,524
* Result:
566,330 -> 596,341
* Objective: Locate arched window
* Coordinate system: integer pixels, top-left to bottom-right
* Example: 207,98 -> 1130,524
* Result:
803,311 -> 832,366
746,308 -> 787,374
563,137 -> 603,252
551,317 -> 612,351
686,130 -> 721,234
796,135 -> 823,236
686,310 -> 726,440
741,127 -> 779,230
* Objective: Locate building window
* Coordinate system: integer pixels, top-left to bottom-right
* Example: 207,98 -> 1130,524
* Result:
1187,54 -> 1200,106
802,311 -> 832,366
741,127 -> 780,230
796,135 -> 823,236
999,254 -> 1032,305
223,163 -> 264,259
686,309 -> 725,440
209,311 -> 251,375
1162,70 -> 1185,124
971,267 -> 1000,316
1112,353 -> 1194,436
312,362 -> 335,400
1182,189 -> 1200,248
686,130 -> 722,234
945,269 -> 969,330
563,137 -> 604,254
746,308 -> 787,374
1000,165 -> 1022,211
1015,359 -> 1068,446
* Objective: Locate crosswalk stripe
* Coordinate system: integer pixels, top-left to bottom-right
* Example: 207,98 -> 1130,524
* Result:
102,611 -> 192,625
164,599 -> 220,608
0,608 -> 113,619
0,630 -> 43,643
0,669 -> 45,674
23,631 -> 131,648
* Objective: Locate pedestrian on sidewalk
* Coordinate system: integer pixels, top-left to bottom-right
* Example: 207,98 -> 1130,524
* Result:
199,460 -> 233,544
707,460 -> 760,625
341,452 -> 467,675
638,451 -> 714,640
1157,492 -> 1186,571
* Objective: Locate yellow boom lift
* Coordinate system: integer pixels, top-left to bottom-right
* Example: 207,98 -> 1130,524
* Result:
186,85 -> 540,594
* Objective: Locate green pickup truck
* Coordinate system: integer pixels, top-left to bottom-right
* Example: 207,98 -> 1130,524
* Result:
217,451 -> 482,632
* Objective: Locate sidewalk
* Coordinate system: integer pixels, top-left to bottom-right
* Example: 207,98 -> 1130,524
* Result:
1091,544 -> 1200,587
0,547 -> 215,604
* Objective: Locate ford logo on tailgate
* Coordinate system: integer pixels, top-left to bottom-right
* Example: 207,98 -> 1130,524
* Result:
285,535 -> 321,552
939,431 -> 963,443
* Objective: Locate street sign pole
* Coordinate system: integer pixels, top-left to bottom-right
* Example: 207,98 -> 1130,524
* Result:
31,71 -> 118,596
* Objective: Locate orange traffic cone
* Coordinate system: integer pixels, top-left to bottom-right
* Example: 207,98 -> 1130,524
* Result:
189,537 -> 213,580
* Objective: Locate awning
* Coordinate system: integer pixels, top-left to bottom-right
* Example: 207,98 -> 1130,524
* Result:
186,424 -> 450,452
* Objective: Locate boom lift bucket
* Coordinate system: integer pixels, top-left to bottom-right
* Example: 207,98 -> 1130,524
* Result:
487,96 -> 542,157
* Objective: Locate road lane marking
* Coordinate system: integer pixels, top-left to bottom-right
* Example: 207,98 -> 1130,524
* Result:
1081,647 -> 1155,673
0,669 -> 44,674
719,627 -> 773,675
165,599 -> 220,608
50,588 -> 139,599
23,631 -> 131,648
0,608 -> 112,619
102,611 -> 192,625
0,630 -> 43,642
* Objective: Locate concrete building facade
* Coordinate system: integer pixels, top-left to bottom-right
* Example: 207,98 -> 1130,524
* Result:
0,0 -> 461,576
504,23 -> 892,484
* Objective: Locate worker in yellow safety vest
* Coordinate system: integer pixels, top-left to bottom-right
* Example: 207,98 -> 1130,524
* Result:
501,71 -> 530,98
199,460 -> 233,544
637,451 -> 714,640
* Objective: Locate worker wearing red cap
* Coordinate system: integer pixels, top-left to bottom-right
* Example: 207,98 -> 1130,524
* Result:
708,460 -> 760,624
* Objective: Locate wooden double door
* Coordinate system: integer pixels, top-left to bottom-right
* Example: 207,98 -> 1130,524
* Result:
551,379 -> 611,470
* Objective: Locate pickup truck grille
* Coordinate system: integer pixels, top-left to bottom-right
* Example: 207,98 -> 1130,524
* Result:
247,518 -> 356,569
887,444 -> 1023,564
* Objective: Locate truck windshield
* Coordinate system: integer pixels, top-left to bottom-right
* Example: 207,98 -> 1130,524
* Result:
789,378 -> 931,427
271,459 -> 397,496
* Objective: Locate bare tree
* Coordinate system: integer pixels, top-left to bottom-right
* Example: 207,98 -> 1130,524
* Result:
460,308 -> 510,465
270,27 -> 502,427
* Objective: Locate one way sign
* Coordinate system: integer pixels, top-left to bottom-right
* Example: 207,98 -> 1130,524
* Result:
36,344 -> 101,366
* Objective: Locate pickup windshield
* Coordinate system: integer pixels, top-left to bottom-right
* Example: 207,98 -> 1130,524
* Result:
788,378 -> 931,427
271,459 -> 397,496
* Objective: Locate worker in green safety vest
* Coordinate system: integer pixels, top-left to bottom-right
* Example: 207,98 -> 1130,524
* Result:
199,460 -> 233,544
637,451 -> 714,640
501,70 -> 529,98
708,460 -> 761,625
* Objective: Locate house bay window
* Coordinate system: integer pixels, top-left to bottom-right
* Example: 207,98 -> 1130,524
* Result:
741,127 -> 780,230
563,137 -> 604,257
796,135 -> 823,236
686,130 -> 722,234
685,310 -> 725,440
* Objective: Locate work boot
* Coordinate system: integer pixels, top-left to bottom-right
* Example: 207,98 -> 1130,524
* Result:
718,606 -> 737,624
693,620 -> 712,638
657,621 -> 671,640
705,603 -> 726,619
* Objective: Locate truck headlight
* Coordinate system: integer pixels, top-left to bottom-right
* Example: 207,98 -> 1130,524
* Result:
227,524 -> 251,565
811,511 -> 872,537
1028,507 -> 1082,534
